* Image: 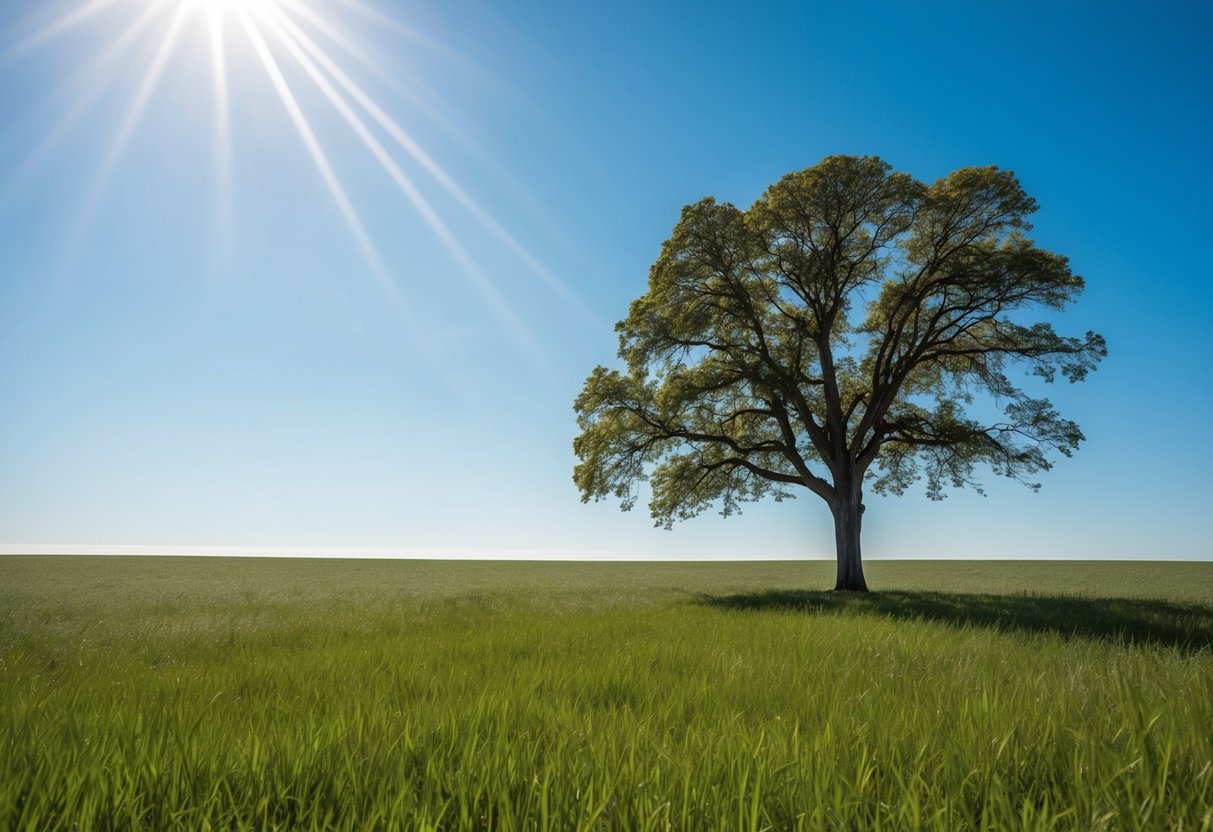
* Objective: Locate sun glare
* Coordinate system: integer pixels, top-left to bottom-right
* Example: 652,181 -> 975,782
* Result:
4,0 -> 594,367
178,0 -> 286,18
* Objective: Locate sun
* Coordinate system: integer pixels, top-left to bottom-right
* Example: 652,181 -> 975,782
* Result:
5,0 -> 590,360
184,0 -> 282,11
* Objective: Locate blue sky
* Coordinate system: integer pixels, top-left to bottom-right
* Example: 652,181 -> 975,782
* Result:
1,0 -> 1210,560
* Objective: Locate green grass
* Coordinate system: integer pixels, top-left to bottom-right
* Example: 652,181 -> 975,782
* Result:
1,557 -> 1211,830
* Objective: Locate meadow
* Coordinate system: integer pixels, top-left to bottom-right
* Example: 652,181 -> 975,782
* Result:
1,556 -> 1210,830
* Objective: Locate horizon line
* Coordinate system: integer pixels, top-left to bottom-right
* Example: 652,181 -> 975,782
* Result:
0,545 -> 1209,562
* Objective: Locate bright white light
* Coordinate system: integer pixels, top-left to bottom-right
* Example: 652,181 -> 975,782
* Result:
7,0 -> 590,372
182,0 -> 281,15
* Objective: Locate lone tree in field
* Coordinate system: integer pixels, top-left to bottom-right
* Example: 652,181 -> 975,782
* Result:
573,155 -> 1106,591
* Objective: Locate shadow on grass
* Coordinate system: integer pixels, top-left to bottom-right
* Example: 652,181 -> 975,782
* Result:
697,590 -> 1213,653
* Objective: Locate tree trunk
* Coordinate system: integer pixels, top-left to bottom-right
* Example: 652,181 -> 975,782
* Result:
831,493 -> 869,592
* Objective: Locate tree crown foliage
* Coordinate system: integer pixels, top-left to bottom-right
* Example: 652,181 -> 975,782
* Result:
574,156 -> 1106,527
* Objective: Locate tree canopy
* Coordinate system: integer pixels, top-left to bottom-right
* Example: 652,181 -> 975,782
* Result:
573,155 -> 1105,590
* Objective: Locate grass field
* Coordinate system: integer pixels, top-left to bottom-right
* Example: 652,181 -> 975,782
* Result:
1,557 -> 1211,830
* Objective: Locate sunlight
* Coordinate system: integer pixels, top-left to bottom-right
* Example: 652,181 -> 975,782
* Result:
182,0 -> 281,14
266,7 -> 600,326
235,7 -> 390,295
231,4 -> 457,386
4,0 -> 589,368
258,6 -> 544,360
61,1 -> 190,268
6,0 -> 124,57
206,3 -> 233,276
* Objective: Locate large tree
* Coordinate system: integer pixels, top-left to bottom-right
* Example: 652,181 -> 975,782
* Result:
573,155 -> 1106,591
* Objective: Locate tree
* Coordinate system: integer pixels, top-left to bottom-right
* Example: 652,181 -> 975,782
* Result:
573,155 -> 1106,591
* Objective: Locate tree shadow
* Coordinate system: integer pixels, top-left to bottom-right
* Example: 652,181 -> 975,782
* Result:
696,589 -> 1213,654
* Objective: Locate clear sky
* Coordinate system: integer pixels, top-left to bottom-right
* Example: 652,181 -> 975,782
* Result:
1,0 -> 1210,560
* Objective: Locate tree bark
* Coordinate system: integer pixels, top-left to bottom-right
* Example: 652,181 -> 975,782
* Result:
831,492 -> 869,592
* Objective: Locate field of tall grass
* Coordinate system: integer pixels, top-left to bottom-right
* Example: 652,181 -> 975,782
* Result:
2,557 -> 1210,830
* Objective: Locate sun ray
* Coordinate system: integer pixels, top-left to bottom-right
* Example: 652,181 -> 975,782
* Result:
318,0 -> 465,65
272,0 -> 473,162
56,0 -> 188,274
29,0 -> 169,117
2,0 -> 172,211
90,0 -> 173,74
234,9 -> 401,300
257,7 -> 549,367
10,0 -> 566,387
270,0 -> 391,85
207,7 -> 231,179
270,0 -> 491,167
267,7 -> 597,325
4,0 -> 124,59
317,0 -> 529,130
319,0 -> 510,109
96,3 -> 189,193
233,7 -> 484,394
207,5 -> 233,277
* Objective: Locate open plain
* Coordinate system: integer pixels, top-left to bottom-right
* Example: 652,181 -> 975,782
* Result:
2,557 -> 1210,830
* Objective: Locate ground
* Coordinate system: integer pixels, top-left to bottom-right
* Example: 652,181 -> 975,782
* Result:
1,557 -> 1210,829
